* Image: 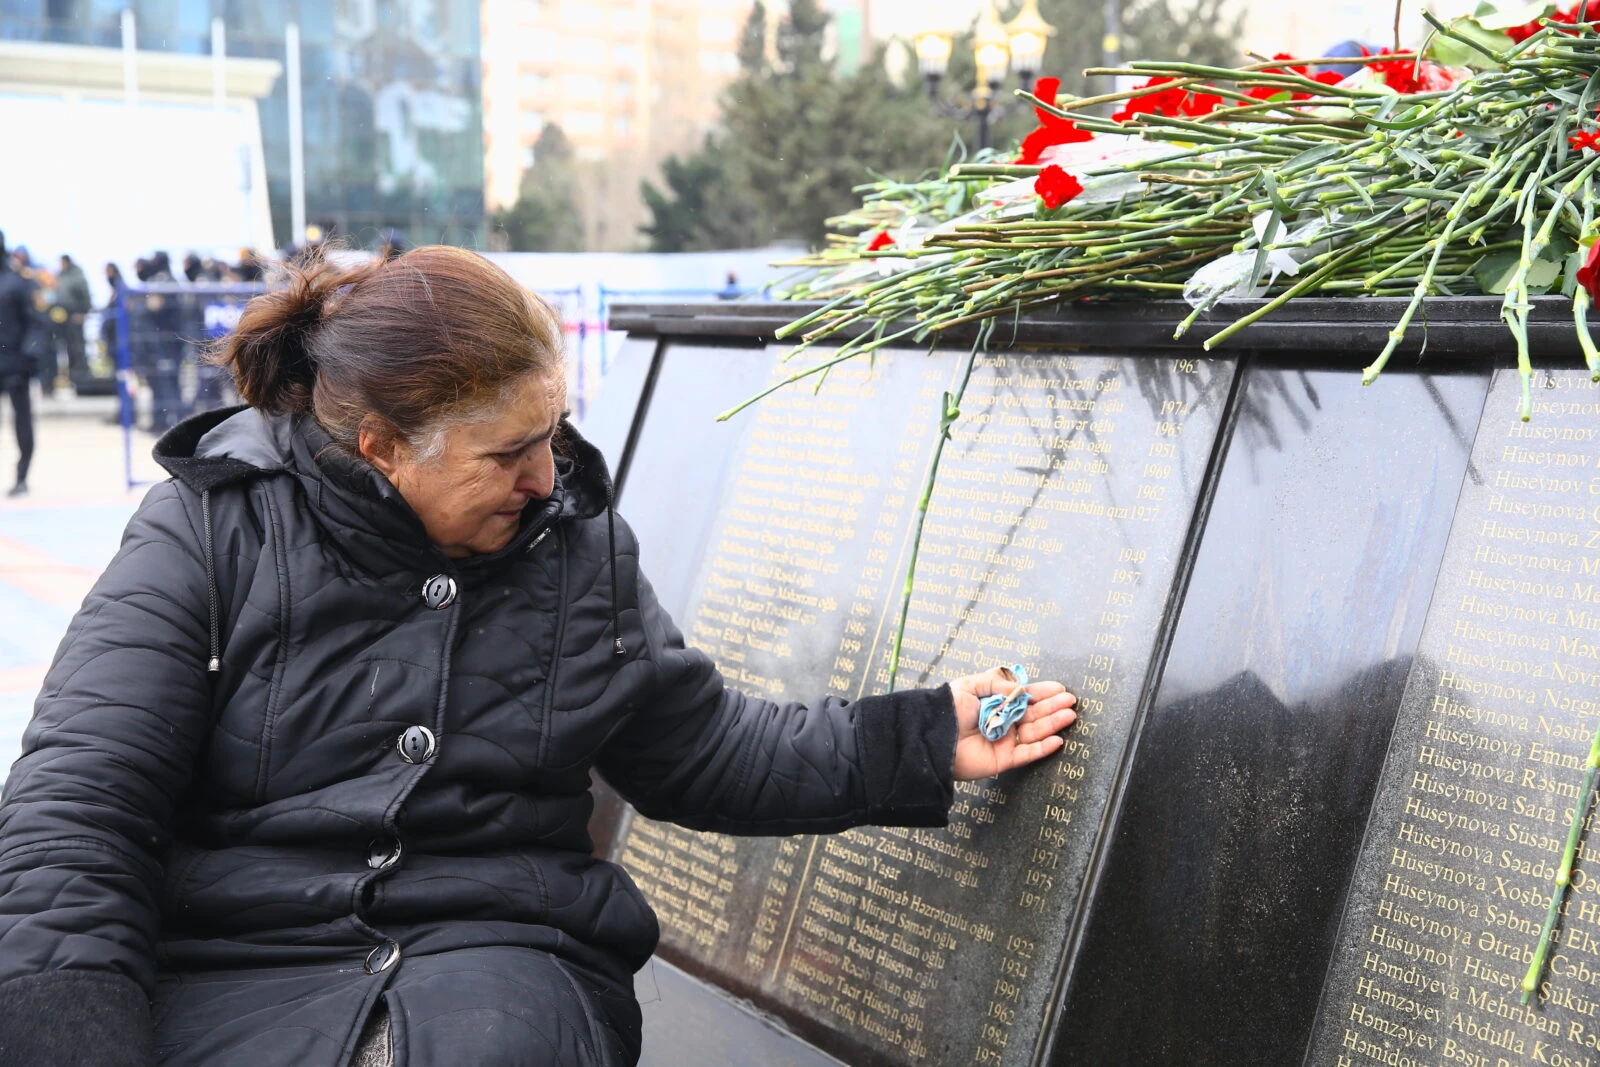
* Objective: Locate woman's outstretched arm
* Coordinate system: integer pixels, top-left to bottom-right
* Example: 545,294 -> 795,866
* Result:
596,557 -> 1075,836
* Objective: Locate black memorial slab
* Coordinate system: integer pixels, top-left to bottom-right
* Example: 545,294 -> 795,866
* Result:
587,299 -> 1600,1067
608,341 -> 775,619
1053,363 -> 1490,1067
609,338 -> 1238,1066
1305,366 -> 1600,1067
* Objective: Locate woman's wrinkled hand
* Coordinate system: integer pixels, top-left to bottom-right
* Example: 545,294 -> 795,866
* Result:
948,666 -> 1077,781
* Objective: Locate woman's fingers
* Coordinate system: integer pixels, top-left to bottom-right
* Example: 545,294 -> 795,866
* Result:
1022,689 -> 1074,719
1002,733 -> 1065,770
1024,680 -> 1068,702
1017,706 -> 1076,745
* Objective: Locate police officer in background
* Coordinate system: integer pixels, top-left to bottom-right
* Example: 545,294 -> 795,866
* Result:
0,230 -> 38,497
53,255 -> 92,391
136,251 -> 184,433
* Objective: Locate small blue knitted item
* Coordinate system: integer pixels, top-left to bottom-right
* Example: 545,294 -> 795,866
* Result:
979,665 -> 1034,741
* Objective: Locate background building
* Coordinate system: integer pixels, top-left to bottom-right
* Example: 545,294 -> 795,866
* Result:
0,0 -> 486,255
481,0 -> 757,252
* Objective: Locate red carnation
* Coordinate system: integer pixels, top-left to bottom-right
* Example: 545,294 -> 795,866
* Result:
1366,48 -> 1460,95
1578,240 -> 1600,302
866,231 -> 894,251
1035,165 -> 1084,211
1369,49 -> 1423,93
1505,18 -> 1542,43
1182,89 -> 1224,116
1571,130 -> 1600,152
1016,76 -> 1093,165
1507,3 -> 1583,43
1308,70 -> 1344,92
1246,54 -> 1309,100
1112,76 -> 1223,122
1031,77 -> 1063,120
1112,76 -> 1182,121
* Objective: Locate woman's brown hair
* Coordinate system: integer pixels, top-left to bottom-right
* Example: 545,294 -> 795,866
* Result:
212,246 -> 563,457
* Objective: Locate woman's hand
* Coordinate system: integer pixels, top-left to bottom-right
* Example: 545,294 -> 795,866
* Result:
948,666 -> 1078,781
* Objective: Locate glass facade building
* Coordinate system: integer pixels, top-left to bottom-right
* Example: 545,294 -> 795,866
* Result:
0,0 -> 485,248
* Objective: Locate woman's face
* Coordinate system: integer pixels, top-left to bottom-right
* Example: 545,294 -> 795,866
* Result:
362,372 -> 566,559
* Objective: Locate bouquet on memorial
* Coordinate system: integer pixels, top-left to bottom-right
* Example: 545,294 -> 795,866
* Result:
769,3 -> 1600,420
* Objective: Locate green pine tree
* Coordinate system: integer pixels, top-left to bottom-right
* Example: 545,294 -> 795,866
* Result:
490,124 -> 586,252
639,138 -> 759,252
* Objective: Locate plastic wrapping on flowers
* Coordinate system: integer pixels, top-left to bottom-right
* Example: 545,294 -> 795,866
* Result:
765,4 -> 1600,423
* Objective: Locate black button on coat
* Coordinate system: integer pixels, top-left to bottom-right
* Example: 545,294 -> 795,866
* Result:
0,406 -> 958,1066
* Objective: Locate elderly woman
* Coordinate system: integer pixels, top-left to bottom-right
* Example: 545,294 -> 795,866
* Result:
0,248 -> 1077,1067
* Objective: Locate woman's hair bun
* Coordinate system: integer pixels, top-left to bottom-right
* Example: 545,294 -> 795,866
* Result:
211,250 -> 371,415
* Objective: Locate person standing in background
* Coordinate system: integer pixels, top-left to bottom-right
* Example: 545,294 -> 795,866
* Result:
100,262 -> 126,376
9,248 -> 53,393
53,255 -> 91,390
141,251 -> 184,433
0,231 -> 38,497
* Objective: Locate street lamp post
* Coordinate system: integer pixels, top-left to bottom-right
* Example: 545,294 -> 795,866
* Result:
915,0 -> 1056,152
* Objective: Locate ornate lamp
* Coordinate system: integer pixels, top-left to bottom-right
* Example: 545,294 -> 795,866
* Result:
1006,0 -> 1056,89
917,1 -> 1056,151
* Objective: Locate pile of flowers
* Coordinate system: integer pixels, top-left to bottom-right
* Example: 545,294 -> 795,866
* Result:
768,5 -> 1600,423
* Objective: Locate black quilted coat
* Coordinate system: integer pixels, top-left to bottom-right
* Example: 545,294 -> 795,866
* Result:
0,407 -> 957,1066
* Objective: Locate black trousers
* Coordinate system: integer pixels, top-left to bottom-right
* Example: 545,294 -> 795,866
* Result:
62,316 -> 88,384
1,373 -> 33,484
148,359 -> 183,433
34,333 -> 57,390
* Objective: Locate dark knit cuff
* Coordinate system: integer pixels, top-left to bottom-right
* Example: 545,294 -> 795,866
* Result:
854,683 -> 958,826
0,971 -> 152,1067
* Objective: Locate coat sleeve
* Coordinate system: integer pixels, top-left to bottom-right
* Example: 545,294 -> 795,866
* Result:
0,482 -> 217,1067
596,561 -> 957,837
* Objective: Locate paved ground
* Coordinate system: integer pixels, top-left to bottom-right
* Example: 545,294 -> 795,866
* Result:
0,400 -> 166,777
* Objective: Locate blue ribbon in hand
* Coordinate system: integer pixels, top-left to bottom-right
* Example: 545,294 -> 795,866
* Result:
979,664 -> 1034,742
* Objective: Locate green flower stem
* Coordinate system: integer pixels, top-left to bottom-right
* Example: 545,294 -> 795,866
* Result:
1531,155 -> 1600,259
1520,721 -> 1600,1004
1363,140 -> 1547,385
1420,9 -> 1508,64
887,329 -> 986,690
1502,154 -> 1554,422
947,164 -> 1044,179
